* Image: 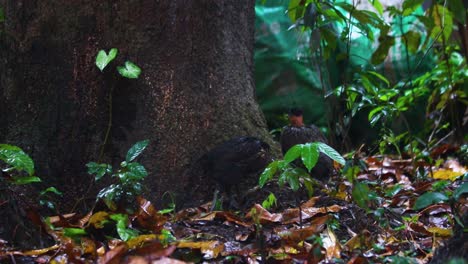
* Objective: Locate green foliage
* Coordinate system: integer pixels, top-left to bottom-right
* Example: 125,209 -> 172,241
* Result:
117,61 -> 142,79
63,228 -> 87,239
0,144 -> 35,177
110,214 -> 139,241
262,192 -> 277,210
87,140 -> 149,211
259,142 -> 344,195
159,229 -> 176,247
413,192 -> 449,210
95,48 -> 118,71
126,139 -> 150,162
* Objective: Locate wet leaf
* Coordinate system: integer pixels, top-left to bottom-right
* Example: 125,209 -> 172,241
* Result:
413,192 -> 449,210
98,243 -> 127,264
126,139 -> 149,162
284,144 -> 302,163
259,160 -> 279,187
0,144 -> 35,176
316,142 -> 345,165
87,162 -> 112,181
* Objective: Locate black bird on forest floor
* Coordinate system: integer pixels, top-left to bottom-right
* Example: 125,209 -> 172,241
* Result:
280,108 -> 333,182
201,136 -> 271,209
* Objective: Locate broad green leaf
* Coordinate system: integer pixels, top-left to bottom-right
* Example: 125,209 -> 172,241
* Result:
352,182 -> 371,209
316,142 -> 345,165
63,228 -> 87,238
95,48 -> 118,71
284,144 -> 302,163
12,176 -> 41,185
301,143 -> 319,172
117,61 -> 141,79
86,162 -> 112,181
0,144 -> 34,176
40,187 -> 62,196
110,214 -> 139,241
259,161 -> 279,187
369,0 -> 384,16
126,139 -> 149,162
0,7 -> 4,22
453,182 -> 468,201
413,192 -> 449,210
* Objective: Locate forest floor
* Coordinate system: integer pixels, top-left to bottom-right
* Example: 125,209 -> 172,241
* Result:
1,144 -> 467,263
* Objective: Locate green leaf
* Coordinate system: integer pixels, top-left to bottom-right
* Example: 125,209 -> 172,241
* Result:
430,5 -> 453,43
402,0 -> 424,16
352,182 -> 371,209
368,106 -> 383,125
110,214 -> 139,241
95,48 -> 118,71
0,144 -> 35,176
413,192 -> 449,210
12,176 -> 41,185
370,0 -> 384,16
316,142 -> 345,165
97,184 -> 120,210
283,169 -> 301,191
120,162 -> 148,182
86,162 -> 112,181
126,139 -> 149,162
259,161 -> 279,187
262,193 -> 277,210
40,187 -> 62,196
284,144 -> 302,163
287,0 -> 306,23
366,71 -> 390,87
301,143 -> 319,172
385,184 -> 403,197
453,182 -> 468,201
447,0 -> 466,23
63,228 -> 87,238
117,61 -> 142,79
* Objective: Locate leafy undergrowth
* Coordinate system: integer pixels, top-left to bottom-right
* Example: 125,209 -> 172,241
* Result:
1,147 -> 467,263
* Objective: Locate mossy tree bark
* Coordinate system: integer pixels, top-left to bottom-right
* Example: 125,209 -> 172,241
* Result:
0,0 -> 274,211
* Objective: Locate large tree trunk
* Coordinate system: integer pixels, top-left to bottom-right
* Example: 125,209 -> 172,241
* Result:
0,0 -> 273,211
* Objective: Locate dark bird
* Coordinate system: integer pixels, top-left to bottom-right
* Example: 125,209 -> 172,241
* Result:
201,136 -> 271,208
280,108 -> 333,182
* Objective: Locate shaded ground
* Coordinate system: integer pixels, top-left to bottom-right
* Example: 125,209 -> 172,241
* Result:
1,149 -> 467,263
